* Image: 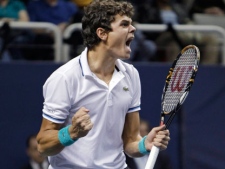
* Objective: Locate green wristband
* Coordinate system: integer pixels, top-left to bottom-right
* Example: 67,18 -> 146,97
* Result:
138,136 -> 150,154
58,125 -> 78,146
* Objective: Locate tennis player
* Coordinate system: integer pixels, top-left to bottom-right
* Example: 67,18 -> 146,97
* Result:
36,0 -> 170,169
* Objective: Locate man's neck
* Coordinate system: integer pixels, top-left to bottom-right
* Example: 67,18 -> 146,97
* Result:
87,48 -> 116,85
87,47 -> 116,75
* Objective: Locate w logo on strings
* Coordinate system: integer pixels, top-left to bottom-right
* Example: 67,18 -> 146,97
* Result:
171,66 -> 193,92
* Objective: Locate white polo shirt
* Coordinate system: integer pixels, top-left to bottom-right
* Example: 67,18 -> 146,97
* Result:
42,48 -> 141,169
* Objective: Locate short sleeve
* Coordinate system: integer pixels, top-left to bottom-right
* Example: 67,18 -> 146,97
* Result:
42,72 -> 72,123
128,67 -> 141,113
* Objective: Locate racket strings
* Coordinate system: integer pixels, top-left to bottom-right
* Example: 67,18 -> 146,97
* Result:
163,48 -> 197,112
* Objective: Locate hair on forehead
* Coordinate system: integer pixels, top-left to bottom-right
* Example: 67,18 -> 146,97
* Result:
84,0 -> 134,18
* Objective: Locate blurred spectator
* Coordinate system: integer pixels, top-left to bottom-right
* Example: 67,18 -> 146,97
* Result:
20,0 -> 30,6
125,119 -> 172,169
23,0 -> 79,60
189,0 -> 225,18
132,0 -> 189,25
128,0 -> 190,62
70,0 -> 92,8
132,0 -> 220,64
63,0 -> 92,58
128,29 -> 157,62
136,0 -> 190,62
0,0 -> 29,22
0,0 -> 30,61
187,0 -> 225,64
28,0 -> 78,32
20,134 -> 49,169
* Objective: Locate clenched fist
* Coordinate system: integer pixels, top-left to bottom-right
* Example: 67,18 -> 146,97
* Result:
69,107 -> 93,140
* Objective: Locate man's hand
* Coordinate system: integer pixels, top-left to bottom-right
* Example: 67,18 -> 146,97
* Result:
69,107 -> 93,140
145,125 -> 170,151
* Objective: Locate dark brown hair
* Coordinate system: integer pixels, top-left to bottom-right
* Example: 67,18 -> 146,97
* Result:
82,0 -> 134,50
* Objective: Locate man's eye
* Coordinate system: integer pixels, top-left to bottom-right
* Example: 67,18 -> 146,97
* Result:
122,23 -> 129,27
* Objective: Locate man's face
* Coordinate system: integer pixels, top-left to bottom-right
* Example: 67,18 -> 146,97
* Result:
106,14 -> 136,60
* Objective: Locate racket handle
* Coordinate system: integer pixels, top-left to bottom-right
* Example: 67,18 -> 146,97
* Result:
145,146 -> 160,169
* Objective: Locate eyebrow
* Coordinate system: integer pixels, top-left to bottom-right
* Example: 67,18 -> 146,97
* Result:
120,19 -> 133,25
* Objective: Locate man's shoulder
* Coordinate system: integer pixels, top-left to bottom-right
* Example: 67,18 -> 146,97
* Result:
56,56 -> 81,74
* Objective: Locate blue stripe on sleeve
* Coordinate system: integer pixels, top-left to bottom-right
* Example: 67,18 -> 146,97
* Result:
43,113 -> 65,123
128,105 -> 141,112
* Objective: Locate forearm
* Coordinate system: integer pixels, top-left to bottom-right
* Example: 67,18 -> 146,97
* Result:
123,112 -> 145,157
36,119 -> 66,156
37,129 -> 64,156
36,108 -> 93,156
124,136 -> 144,157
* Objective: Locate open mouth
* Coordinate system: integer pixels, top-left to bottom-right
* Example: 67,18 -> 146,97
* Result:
126,37 -> 134,46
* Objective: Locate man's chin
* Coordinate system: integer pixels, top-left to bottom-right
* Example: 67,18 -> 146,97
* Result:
120,55 -> 130,60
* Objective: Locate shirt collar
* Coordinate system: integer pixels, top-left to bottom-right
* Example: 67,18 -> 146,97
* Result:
115,59 -> 126,72
79,48 -> 126,77
79,48 -> 92,77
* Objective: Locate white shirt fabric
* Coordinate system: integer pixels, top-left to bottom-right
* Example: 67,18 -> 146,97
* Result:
42,48 -> 141,169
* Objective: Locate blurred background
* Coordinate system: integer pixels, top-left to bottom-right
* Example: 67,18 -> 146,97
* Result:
0,0 -> 225,169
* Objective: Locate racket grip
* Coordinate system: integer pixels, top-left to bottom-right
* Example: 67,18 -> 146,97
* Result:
144,146 -> 160,169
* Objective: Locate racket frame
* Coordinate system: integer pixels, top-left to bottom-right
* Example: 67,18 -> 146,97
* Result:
160,45 -> 200,129
145,45 -> 200,169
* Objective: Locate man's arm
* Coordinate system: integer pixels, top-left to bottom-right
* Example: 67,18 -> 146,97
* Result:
122,112 -> 170,157
36,118 -> 64,156
122,111 -> 142,157
37,107 -> 93,156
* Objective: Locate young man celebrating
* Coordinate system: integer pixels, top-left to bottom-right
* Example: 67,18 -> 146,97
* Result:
36,0 -> 170,168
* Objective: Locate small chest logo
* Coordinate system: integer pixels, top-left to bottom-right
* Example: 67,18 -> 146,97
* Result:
123,86 -> 129,91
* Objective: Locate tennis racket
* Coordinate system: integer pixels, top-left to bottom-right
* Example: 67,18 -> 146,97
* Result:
145,45 -> 200,169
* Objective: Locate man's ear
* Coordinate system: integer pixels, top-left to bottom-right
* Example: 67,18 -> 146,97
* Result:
96,28 -> 107,41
